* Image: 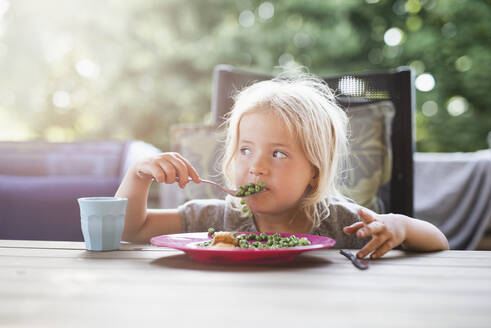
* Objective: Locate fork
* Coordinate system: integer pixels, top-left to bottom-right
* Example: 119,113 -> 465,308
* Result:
193,178 -> 256,197
340,249 -> 370,270
138,171 -> 264,198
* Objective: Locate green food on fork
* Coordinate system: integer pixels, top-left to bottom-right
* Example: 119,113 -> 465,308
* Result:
136,172 -> 265,199
236,182 -> 266,218
235,182 -> 266,197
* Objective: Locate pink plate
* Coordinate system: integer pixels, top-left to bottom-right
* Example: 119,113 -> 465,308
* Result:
150,232 -> 336,264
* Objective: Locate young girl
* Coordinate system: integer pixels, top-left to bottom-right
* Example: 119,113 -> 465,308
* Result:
116,74 -> 449,259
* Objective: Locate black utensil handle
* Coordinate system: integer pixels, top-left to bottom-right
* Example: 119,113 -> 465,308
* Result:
340,249 -> 369,270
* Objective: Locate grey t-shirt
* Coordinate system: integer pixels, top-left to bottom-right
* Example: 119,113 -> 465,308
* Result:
178,198 -> 369,249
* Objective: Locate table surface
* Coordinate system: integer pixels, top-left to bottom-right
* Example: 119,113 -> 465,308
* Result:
1,240 -> 490,328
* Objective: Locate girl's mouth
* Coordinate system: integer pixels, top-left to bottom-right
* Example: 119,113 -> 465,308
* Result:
250,186 -> 269,194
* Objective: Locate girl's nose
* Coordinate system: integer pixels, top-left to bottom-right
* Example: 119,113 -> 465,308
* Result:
249,162 -> 269,176
248,151 -> 270,176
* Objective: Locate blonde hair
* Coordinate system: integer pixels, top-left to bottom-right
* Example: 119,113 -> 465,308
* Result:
221,73 -> 349,228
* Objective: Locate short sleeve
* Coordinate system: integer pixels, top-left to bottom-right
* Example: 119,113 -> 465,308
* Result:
317,198 -> 370,249
178,199 -> 227,232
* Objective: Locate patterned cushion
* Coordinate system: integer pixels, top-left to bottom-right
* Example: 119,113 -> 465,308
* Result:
159,125 -> 227,208
342,101 -> 394,212
160,101 -> 395,213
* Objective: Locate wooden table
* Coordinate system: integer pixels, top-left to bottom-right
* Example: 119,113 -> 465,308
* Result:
1,240 -> 490,327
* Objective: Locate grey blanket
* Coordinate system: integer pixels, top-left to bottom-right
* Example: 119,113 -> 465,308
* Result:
414,150 -> 491,249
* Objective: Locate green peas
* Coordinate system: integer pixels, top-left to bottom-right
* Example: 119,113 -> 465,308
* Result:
252,241 -> 262,248
235,182 -> 266,197
299,238 -> 310,246
235,182 -> 266,219
239,198 -> 252,218
197,240 -> 212,247
234,232 -> 311,249
246,234 -> 256,241
200,230 -> 312,249
239,240 -> 249,248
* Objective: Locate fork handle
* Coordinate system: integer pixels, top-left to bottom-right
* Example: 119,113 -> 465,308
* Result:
138,172 -> 236,196
198,179 -> 230,194
137,171 -> 193,182
340,249 -> 369,270
138,172 -> 211,186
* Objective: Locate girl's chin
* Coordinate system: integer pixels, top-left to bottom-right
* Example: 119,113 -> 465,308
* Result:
247,203 -> 271,214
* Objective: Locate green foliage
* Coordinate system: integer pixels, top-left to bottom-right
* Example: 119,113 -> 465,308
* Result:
1,0 -> 489,152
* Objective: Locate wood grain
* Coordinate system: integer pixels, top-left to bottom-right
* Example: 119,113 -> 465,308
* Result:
1,240 -> 490,327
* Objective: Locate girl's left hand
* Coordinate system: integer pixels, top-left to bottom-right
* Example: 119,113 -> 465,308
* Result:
343,209 -> 407,259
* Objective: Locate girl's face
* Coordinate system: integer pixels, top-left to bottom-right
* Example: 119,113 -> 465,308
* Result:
234,109 -> 315,217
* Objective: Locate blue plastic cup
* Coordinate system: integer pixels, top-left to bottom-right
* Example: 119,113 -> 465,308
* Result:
77,197 -> 127,251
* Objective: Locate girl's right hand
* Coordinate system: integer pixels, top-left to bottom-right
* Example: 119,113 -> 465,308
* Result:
134,152 -> 201,188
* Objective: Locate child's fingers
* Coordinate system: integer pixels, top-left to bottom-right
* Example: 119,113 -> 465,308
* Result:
188,165 -> 201,183
164,154 -> 191,188
370,239 -> 397,259
343,222 -> 364,235
357,234 -> 390,259
174,153 -> 201,183
135,162 -> 156,181
358,208 -> 377,224
146,163 -> 167,183
156,160 -> 177,183
159,153 -> 202,188
357,221 -> 387,239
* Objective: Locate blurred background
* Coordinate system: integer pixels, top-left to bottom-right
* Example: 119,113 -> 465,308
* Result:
0,0 -> 490,152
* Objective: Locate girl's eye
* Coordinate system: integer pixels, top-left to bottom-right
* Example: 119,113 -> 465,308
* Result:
273,150 -> 287,159
240,147 -> 251,155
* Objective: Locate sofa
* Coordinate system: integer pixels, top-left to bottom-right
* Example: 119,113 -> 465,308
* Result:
0,140 -> 160,241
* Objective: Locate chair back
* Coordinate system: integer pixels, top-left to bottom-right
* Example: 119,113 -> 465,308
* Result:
211,64 -> 414,216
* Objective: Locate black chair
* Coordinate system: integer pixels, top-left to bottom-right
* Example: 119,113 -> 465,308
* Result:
210,64 -> 415,217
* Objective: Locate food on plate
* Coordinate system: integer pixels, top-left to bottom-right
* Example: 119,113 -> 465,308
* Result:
197,229 -> 311,249
210,231 -> 239,248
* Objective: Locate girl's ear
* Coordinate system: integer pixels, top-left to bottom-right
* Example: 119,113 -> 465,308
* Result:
310,166 -> 319,187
